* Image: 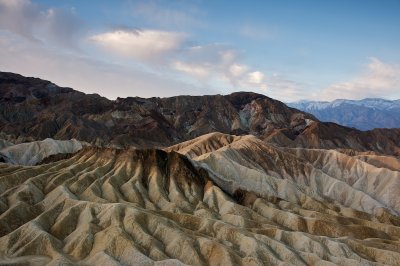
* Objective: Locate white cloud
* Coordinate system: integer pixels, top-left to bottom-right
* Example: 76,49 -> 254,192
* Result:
229,64 -> 248,77
0,1 -> 290,100
220,50 -> 236,64
320,57 -> 400,100
248,71 -> 265,84
0,0 -> 39,40
0,33 -> 215,99
0,0 -> 83,48
0,1 -> 272,98
90,29 -> 186,62
171,44 -> 269,92
172,61 -> 210,79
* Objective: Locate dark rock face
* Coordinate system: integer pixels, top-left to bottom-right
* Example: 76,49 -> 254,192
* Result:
0,72 -> 399,155
0,72 -> 312,147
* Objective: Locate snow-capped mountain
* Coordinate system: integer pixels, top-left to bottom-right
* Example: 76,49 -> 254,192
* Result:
288,98 -> 400,130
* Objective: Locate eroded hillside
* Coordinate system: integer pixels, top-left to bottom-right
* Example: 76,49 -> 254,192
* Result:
1,136 -> 400,265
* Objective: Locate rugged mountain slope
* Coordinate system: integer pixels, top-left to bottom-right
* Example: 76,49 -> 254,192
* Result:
0,72 -> 312,148
279,122 -> 400,156
1,144 -> 400,265
288,99 -> 400,130
1,71 -> 400,155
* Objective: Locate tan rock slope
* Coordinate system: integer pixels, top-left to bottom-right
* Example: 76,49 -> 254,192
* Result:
1,136 -> 400,265
168,133 -> 400,216
0,138 -> 84,166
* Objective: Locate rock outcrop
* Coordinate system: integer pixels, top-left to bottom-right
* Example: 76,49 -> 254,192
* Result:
1,72 -> 399,155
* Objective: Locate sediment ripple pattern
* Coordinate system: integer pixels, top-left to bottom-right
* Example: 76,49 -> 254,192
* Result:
0,146 -> 400,265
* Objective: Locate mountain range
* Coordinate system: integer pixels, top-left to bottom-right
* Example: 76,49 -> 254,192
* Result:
288,98 -> 400,130
1,72 -> 399,155
1,72 -> 400,265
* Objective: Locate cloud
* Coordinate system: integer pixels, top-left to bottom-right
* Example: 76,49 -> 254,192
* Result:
0,1 -> 271,98
172,61 -> 210,79
90,35 -> 271,93
248,71 -> 265,84
41,7 -> 83,47
0,1 -> 293,100
0,0 -> 83,48
90,29 -> 186,62
90,29 -> 271,93
171,44 -> 269,92
0,32 -> 215,99
320,57 -> 400,100
0,0 -> 39,40
229,64 -> 249,77
171,45 -> 236,79
264,74 -> 309,101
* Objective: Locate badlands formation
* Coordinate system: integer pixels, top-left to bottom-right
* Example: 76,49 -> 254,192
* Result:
0,72 -> 400,265
0,133 -> 400,265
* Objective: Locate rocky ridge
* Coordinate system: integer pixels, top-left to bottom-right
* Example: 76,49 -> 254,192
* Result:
1,72 -> 400,155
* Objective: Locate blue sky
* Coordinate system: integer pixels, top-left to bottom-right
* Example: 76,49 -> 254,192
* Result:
0,0 -> 399,101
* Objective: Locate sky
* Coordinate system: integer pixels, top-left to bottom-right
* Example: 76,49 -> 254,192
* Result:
0,0 -> 399,101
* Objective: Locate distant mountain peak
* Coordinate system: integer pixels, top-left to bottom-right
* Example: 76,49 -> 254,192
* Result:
288,98 -> 400,130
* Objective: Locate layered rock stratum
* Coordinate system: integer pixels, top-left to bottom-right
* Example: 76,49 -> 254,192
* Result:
0,72 -> 400,265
